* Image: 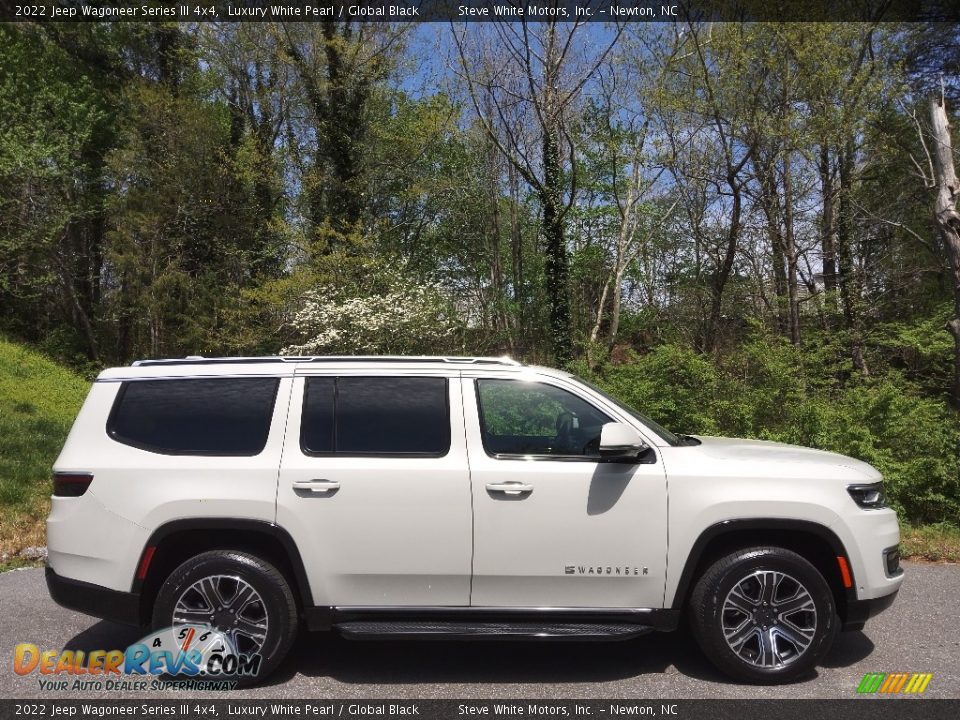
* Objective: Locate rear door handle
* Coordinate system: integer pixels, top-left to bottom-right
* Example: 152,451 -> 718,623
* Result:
485,482 -> 534,495
293,479 -> 340,493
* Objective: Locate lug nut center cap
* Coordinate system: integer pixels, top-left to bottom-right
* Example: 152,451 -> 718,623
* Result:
213,610 -> 234,630
755,608 -> 775,624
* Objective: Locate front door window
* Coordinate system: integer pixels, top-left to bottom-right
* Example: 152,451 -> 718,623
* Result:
476,379 -> 612,458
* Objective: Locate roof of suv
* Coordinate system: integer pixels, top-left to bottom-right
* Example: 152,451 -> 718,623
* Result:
130,355 -> 524,368
96,356 -> 572,381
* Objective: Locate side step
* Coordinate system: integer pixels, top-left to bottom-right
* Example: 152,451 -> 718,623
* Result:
335,621 -> 652,641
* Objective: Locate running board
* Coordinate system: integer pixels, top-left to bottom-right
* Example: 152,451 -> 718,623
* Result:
334,621 -> 652,641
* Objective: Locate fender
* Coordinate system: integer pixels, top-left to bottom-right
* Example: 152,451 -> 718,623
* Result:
131,518 -> 313,607
669,518 -> 855,610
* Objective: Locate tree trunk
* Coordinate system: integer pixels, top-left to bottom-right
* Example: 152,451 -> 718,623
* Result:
587,275 -> 612,369
56,261 -> 99,363
541,128 -> 571,364
319,22 -> 367,235
783,150 -> 801,345
607,265 -> 626,350
706,177 -> 743,353
508,163 -> 524,335
540,31 -> 572,365
484,135 -> 507,337
590,277 -> 611,344
286,23 -> 373,242
836,138 -> 869,376
929,94 -> 960,409
758,153 -> 789,335
819,145 -> 838,298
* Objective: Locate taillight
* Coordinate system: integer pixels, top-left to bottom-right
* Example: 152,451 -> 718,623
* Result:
53,472 -> 93,497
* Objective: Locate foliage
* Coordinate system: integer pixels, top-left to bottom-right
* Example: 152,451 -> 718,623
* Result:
0,23 -> 958,536
0,337 -> 89,560
582,334 -> 960,525
0,26 -> 116,359
282,264 -> 463,356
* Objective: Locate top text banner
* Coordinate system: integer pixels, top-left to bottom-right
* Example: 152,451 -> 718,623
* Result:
1,0 -> 959,22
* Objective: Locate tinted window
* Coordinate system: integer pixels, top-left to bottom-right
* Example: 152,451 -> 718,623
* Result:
301,376 -> 450,456
476,379 -> 612,457
108,378 -> 279,456
301,377 -> 335,453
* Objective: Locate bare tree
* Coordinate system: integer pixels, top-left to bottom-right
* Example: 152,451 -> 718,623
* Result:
452,15 -> 622,363
583,28 -> 682,364
662,21 -> 761,352
929,91 -> 960,408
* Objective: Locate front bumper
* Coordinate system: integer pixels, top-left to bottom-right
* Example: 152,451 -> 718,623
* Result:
841,586 -> 900,632
45,566 -> 143,627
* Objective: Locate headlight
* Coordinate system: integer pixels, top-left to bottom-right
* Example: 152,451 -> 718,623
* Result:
847,482 -> 887,509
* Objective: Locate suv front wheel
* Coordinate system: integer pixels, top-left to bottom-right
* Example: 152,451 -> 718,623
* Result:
689,546 -> 837,684
152,550 -> 299,685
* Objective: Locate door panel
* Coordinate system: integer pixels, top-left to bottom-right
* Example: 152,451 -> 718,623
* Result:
277,372 -> 472,606
465,376 -> 668,608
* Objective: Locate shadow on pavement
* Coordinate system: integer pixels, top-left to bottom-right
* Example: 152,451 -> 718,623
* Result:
62,620 -> 144,653
57,620 -> 876,690
263,626 -> 729,688
820,631 -> 875,668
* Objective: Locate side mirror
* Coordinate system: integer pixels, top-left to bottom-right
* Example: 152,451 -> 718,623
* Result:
598,422 -> 649,462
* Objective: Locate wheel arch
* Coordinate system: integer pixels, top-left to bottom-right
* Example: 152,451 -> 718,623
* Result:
132,519 -> 313,626
670,519 -> 857,625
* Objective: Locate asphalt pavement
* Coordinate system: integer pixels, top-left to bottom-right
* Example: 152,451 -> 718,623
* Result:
1,562 -> 957,699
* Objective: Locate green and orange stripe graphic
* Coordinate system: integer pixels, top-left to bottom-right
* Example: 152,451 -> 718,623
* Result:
857,672 -> 933,694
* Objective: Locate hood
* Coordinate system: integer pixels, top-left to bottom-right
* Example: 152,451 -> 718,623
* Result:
689,435 -> 881,481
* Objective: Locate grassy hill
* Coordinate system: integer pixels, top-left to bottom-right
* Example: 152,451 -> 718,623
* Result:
0,338 -> 89,565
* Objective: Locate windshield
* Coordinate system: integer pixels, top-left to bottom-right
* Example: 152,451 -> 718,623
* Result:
574,376 -> 682,446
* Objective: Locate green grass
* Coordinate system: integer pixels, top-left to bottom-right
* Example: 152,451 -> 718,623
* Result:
0,337 -> 89,562
901,522 -> 960,562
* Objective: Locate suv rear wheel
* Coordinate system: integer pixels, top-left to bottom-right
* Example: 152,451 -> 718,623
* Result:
689,546 -> 837,683
152,550 -> 298,685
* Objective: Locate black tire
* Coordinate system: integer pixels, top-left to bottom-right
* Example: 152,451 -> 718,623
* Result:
688,546 -> 837,684
152,550 -> 298,686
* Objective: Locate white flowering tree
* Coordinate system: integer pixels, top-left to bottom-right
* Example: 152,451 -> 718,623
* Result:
281,269 -> 463,356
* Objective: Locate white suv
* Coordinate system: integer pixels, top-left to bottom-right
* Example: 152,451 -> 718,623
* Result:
46,356 -> 903,684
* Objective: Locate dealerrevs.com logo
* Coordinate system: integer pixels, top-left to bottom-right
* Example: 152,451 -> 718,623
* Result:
856,672 -> 933,695
13,625 -> 260,691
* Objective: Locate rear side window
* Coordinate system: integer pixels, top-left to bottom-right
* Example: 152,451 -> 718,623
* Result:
301,376 -> 450,456
108,378 -> 279,456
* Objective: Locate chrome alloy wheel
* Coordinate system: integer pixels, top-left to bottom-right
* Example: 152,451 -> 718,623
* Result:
173,574 -> 269,655
721,570 -> 818,668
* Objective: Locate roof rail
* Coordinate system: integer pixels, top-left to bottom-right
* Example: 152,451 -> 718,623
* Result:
131,355 -> 523,368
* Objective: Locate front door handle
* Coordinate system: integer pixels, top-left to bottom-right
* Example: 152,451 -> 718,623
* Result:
485,482 -> 534,495
293,479 -> 340,493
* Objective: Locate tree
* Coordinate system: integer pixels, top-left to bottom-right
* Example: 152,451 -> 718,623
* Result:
798,24 -> 891,374
579,28 -> 686,361
279,22 -> 405,246
453,17 -> 622,363
281,264 -> 462,355
0,25 -> 119,362
203,24 -> 293,279
929,92 -> 960,409
655,22 -> 764,352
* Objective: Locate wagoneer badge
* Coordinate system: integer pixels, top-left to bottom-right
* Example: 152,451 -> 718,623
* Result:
565,565 -> 648,576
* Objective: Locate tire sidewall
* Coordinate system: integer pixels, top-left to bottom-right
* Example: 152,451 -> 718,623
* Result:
152,551 -> 297,684
693,548 -> 837,683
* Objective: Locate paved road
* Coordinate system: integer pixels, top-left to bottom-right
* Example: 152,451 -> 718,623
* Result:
1,563 -> 957,699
